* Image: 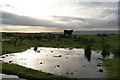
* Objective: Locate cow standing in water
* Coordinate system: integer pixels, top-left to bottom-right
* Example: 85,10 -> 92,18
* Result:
64,30 -> 73,35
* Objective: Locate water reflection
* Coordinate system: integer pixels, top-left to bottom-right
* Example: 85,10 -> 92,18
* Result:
0,47 -> 114,78
101,51 -> 110,58
84,45 -> 92,61
101,44 -> 111,58
84,49 -> 92,61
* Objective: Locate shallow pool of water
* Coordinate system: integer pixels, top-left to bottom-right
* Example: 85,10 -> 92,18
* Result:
0,47 -> 114,78
0,73 -> 19,78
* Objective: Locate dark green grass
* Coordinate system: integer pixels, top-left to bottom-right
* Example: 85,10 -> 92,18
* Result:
1,62 -> 70,80
100,58 -> 120,78
2,34 -> 119,55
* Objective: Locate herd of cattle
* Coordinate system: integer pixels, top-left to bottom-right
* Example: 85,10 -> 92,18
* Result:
63,30 -> 113,37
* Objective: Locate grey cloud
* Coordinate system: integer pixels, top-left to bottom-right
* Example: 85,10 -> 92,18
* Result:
69,2 -> 118,21
1,11 -> 80,30
1,11 -> 65,28
78,2 -> 117,14
52,16 -> 87,21
77,2 -> 117,8
52,15 -> 118,29
1,9 -> 118,31
102,8 -> 118,15
2,11 -> 49,26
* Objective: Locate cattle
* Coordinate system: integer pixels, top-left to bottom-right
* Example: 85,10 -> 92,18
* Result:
97,33 -> 108,37
64,30 -> 73,35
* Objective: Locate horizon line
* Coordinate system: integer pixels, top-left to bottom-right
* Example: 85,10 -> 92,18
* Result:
0,29 -> 119,33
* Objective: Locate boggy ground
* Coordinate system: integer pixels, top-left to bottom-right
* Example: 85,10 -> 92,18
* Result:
1,33 -> 120,79
0,62 -> 70,80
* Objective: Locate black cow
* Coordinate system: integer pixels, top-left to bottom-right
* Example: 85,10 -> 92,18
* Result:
64,30 -> 73,35
97,33 -> 108,37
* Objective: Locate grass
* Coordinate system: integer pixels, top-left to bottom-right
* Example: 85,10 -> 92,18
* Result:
1,62 -> 70,80
1,33 -> 120,79
100,58 -> 120,78
2,33 -> 119,55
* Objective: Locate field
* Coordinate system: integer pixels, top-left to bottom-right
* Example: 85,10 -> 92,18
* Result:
2,33 -> 120,55
1,32 -> 120,79
101,58 -> 119,78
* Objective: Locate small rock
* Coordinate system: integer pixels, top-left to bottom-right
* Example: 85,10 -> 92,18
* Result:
40,62 -> 43,64
69,48 -> 73,50
66,72 -> 69,74
2,56 -> 5,58
98,58 -> 101,59
97,64 -> 101,67
46,73 -> 51,75
96,51 -> 99,53
57,65 -> 60,67
37,51 -> 40,53
53,55 -> 62,58
59,55 -> 62,57
6,55 -> 8,57
99,69 -> 103,73
71,72 -> 73,74
66,57 -> 68,58
83,65 -> 86,67
9,61 -> 13,63
34,47 -> 38,51
51,51 -> 53,52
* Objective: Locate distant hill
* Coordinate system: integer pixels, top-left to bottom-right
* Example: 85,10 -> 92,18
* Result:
72,30 -> 119,35
0,30 -> 119,35
51,30 -> 119,35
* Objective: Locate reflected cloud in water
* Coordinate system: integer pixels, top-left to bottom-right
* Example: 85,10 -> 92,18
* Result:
0,47 -> 114,78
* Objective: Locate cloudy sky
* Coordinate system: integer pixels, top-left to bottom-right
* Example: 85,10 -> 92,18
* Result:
0,0 -> 119,33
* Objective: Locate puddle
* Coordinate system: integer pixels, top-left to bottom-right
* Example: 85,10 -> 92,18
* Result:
0,73 -> 19,78
0,47 -> 114,78
0,73 -> 26,80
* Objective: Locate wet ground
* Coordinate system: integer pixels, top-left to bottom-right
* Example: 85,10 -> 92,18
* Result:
0,73 -> 19,78
0,73 -> 26,79
0,47 -> 114,78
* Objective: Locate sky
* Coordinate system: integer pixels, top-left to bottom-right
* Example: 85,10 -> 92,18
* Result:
0,0 -> 119,33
